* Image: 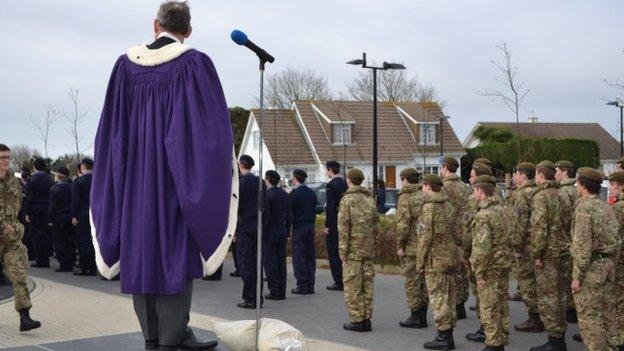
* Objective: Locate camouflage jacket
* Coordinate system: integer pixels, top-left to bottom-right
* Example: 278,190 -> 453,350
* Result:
571,195 -> 621,283
611,194 -> 624,265
395,183 -> 424,255
510,180 -> 535,252
462,195 -> 478,260
531,181 -> 568,259
443,175 -> 470,242
0,171 -> 25,243
416,192 -> 458,273
338,186 -> 380,261
558,179 -> 578,240
470,196 -> 511,280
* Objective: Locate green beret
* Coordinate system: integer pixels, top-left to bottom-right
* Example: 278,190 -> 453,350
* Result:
515,162 -> 535,172
618,157 -> 624,165
473,163 -> 493,176
474,157 -> 492,166
578,167 -> 604,183
423,174 -> 444,187
554,160 -> 574,169
472,175 -> 496,185
536,160 -> 555,171
609,171 -> 624,184
347,168 -> 365,184
400,167 -> 420,178
440,156 -> 459,168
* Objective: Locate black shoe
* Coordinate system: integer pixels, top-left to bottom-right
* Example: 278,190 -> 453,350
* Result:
509,291 -> 523,301
469,305 -> 477,311
159,346 -> 176,351
618,345 -> 624,351
230,271 -> 241,277
236,301 -> 256,309
565,308 -> 577,324
55,267 -> 73,272
343,320 -> 368,332
73,268 -> 96,276
364,319 -> 372,331
30,262 -> 50,268
308,288 -> 315,294
424,328 -> 455,350
572,334 -> 582,343
265,293 -> 285,300
291,288 -> 308,295
466,326 -> 486,343
529,336 -> 566,351
482,346 -> 504,351
201,275 -> 221,281
326,283 -> 344,291
456,304 -> 467,320
177,330 -> 218,350
145,339 -> 159,350
399,307 -> 427,328
19,309 -> 41,332
100,274 -> 120,281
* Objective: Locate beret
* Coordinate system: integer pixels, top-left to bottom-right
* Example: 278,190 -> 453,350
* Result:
578,167 -> 604,183
239,154 -> 255,167
554,160 -> 574,169
347,168 -> 364,183
474,157 -> 492,166
440,156 -> 459,168
473,163 -> 493,176
536,160 -> 555,171
608,171 -> 624,184
515,162 -> 535,172
472,175 -> 496,186
400,167 -> 420,178
423,174 -> 444,187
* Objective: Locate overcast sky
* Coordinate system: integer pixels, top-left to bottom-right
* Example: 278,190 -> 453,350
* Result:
1,0 -> 623,158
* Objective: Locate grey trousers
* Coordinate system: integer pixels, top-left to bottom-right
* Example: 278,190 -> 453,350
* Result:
132,281 -> 193,346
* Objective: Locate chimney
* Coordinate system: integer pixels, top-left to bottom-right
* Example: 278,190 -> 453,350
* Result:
527,116 -> 538,123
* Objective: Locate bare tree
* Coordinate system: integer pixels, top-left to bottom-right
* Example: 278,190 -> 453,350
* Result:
31,104 -> 60,158
65,87 -> 89,162
476,42 -> 530,160
604,48 -> 624,96
10,145 -> 35,170
265,67 -> 333,109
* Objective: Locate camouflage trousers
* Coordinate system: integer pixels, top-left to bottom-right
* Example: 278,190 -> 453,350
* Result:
343,259 -> 374,322
614,261 -> 624,346
535,257 -> 567,337
401,256 -> 428,310
425,272 -> 457,331
0,239 -> 32,312
573,259 -> 618,351
455,247 -> 469,305
560,254 -> 574,310
513,253 -> 538,314
468,265 -> 480,320
476,268 -> 510,347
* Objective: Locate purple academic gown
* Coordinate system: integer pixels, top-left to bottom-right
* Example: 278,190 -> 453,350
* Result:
91,49 -> 233,295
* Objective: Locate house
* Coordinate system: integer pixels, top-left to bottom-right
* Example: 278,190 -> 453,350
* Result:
239,100 -> 465,189
463,120 -> 621,174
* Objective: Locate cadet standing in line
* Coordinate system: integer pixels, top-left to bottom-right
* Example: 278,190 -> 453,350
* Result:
339,169 -> 379,332
24,157 -> 54,268
606,171 -> 624,350
395,168 -> 428,328
47,166 -> 76,272
289,169 -> 318,295
510,162 -> 544,333
263,170 -> 291,300
417,174 -> 458,350
554,160 -> 579,324
440,156 -> 471,320
529,161 -> 568,351
571,168 -> 620,351
71,158 -> 96,276
18,168 -> 33,261
0,144 -> 42,331
470,175 -> 511,351
324,160 -> 348,291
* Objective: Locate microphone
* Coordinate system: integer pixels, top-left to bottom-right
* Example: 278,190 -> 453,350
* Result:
231,30 -> 275,63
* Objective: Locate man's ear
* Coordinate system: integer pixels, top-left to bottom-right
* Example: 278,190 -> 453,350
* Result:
184,26 -> 193,39
154,20 -> 161,35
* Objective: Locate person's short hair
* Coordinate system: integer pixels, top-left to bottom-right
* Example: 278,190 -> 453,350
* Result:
325,161 -> 341,174
536,166 -> 555,180
20,167 -> 31,179
377,179 -> 386,189
577,176 -> 601,195
157,1 -> 191,35
423,174 -> 443,192
265,170 -> 280,186
0,144 -> 10,152
473,182 -> 495,196
81,158 -> 94,170
425,181 -> 442,192
440,156 -> 459,173
293,169 -> 307,183
239,155 -> 255,170
515,168 -> 535,180
400,168 -> 421,184
33,157 -> 46,171
555,165 -> 576,178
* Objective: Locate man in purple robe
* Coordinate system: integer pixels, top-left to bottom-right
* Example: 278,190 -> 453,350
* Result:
91,2 -> 238,350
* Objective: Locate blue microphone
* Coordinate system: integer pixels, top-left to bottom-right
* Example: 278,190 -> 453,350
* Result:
231,30 -> 275,63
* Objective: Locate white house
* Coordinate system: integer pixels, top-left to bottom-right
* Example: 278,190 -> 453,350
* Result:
239,100 -> 465,189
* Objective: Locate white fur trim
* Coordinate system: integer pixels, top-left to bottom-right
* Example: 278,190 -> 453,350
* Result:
202,148 -> 239,275
126,43 -> 192,66
90,209 -> 121,280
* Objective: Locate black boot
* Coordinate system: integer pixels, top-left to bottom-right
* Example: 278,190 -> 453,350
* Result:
19,309 -> 41,332
364,319 -> 372,331
424,328 -> 455,350
343,320 -> 368,332
617,345 -> 624,351
399,306 -> 427,328
515,312 -> 544,333
529,336 -> 566,351
482,346 -> 504,351
456,303 -> 467,320
572,334 -> 582,342
565,308 -> 577,324
466,325 -> 486,343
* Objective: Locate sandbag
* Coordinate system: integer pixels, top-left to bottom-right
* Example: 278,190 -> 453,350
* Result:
209,319 -> 256,351
208,318 -> 307,351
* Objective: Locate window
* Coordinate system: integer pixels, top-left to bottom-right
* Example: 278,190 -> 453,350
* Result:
333,123 -> 352,144
252,130 -> 260,150
416,165 -> 439,175
419,123 -> 437,145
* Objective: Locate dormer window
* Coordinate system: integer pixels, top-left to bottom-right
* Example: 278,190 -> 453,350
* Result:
419,123 -> 437,145
332,123 -> 353,144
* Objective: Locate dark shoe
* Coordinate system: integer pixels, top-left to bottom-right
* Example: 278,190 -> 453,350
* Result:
291,288 -> 308,295
509,291 -> 522,301
456,303 -> 467,320
265,293 -> 285,300
617,345 -> 624,351
482,346 -> 504,351
201,275 -> 221,281
30,262 -> 50,268
466,326 -> 486,343
399,307 -> 427,328
159,346 -> 177,351
529,336 -> 566,351
19,309 -> 41,332
343,320 -> 368,332
145,339 -> 159,350
100,274 -> 120,281
73,268 -> 96,276
572,334 -> 582,343
236,301 -> 256,309
565,308 -> 577,324
326,283 -> 344,291
364,319 -> 372,331
55,267 -> 73,272
177,330 -> 218,350
514,313 -> 544,333
424,328 -> 455,350
230,271 -> 241,277
469,305 -> 477,311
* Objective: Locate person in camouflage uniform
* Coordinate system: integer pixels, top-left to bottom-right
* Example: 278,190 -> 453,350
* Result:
571,168 -> 621,351
0,144 -> 41,332
339,168 -> 379,332
470,175 -> 511,351
529,161 -> 568,351
441,156 -> 471,321
607,171 -> 624,350
510,162 -> 544,333
554,160 -> 579,324
417,174 -> 458,350
395,168 -> 428,328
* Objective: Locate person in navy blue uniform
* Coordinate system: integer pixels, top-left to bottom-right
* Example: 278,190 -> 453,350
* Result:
236,155 -> 266,309
24,158 -> 54,268
47,167 -> 76,272
72,158 -> 96,276
290,169 -> 318,295
324,161 -> 348,291
376,180 -> 387,214
263,170 -> 291,300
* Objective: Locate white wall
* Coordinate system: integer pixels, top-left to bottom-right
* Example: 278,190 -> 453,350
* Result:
601,160 -> 617,176
239,116 -> 276,176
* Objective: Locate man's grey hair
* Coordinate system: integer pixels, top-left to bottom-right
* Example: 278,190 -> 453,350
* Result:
156,1 -> 191,35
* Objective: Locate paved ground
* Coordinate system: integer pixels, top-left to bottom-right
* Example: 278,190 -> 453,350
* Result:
0,257 -> 585,351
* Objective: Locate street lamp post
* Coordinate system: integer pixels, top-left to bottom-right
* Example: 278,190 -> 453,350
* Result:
607,99 -> 624,156
347,53 -> 405,197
